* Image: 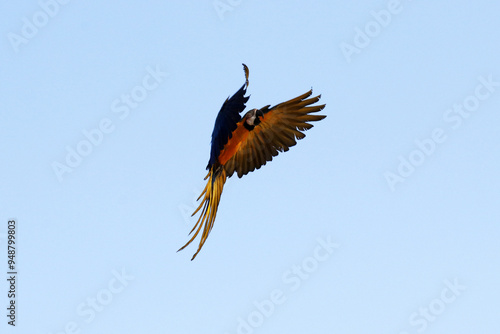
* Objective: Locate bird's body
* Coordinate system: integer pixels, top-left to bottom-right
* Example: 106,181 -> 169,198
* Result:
217,120 -> 251,165
179,64 -> 326,260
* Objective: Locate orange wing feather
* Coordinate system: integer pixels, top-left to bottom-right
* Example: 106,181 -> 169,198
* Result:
224,90 -> 326,178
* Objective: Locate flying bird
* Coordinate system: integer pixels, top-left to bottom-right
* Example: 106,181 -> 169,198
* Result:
179,64 -> 326,260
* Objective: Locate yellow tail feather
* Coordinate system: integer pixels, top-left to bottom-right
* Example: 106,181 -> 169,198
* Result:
178,167 -> 227,260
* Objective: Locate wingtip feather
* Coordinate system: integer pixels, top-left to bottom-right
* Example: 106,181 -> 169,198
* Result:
242,64 -> 249,87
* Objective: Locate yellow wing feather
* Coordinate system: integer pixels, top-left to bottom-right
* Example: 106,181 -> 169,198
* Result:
178,167 -> 227,260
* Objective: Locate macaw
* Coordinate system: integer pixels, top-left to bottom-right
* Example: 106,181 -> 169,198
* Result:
179,64 -> 326,260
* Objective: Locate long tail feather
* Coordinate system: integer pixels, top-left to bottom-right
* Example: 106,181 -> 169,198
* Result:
178,167 -> 227,260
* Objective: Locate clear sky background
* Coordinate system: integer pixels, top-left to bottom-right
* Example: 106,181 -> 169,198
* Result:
1,1 -> 499,333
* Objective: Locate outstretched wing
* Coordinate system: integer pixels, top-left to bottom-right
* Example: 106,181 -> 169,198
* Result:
207,64 -> 250,169
223,90 -> 326,178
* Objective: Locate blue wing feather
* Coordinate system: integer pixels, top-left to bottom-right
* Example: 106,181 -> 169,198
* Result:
207,65 -> 249,169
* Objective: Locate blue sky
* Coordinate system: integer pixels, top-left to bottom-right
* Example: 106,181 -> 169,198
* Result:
1,1 -> 499,333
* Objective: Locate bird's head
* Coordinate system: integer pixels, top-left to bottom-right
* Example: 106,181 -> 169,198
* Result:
244,109 -> 258,126
244,109 -> 264,128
